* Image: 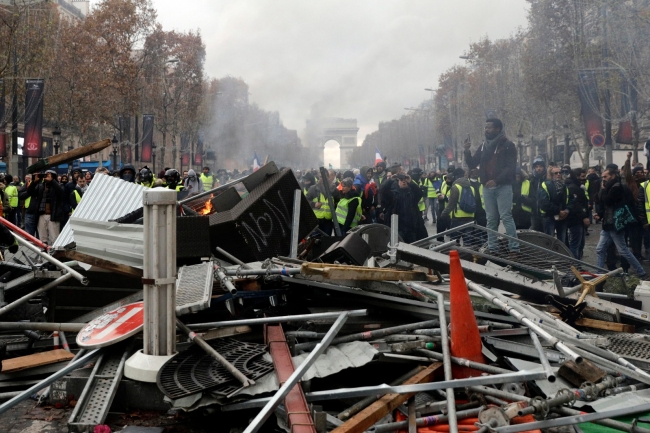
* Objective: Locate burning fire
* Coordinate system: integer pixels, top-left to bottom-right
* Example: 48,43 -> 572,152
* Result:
199,195 -> 214,215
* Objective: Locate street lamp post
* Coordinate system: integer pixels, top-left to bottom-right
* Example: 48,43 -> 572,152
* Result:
111,134 -> 119,172
52,125 -> 61,155
563,124 -> 571,166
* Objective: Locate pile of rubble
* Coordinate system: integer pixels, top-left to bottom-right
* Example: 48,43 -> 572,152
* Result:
0,162 -> 648,433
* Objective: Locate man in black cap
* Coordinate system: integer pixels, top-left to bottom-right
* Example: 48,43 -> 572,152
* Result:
381,172 -> 424,243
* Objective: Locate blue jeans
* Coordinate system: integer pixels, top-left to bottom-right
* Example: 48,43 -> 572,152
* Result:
24,213 -> 37,237
568,224 -> 585,260
543,217 -> 567,245
483,184 -> 518,251
596,229 -> 646,276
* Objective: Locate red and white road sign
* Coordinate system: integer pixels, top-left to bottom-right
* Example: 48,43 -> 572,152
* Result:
77,302 -> 144,348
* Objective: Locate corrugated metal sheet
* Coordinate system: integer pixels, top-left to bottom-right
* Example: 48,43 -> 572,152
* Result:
70,219 -> 144,268
53,174 -> 146,249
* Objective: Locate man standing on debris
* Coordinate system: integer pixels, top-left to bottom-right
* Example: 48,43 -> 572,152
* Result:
464,118 -> 519,254
372,162 -> 387,224
595,168 -> 647,278
335,178 -> 362,235
307,169 -> 339,235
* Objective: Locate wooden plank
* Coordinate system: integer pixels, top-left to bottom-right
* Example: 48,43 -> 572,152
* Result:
27,139 -> 111,173
301,263 -> 437,281
2,349 -> 74,373
331,362 -> 443,433
551,313 -> 634,333
59,250 -> 143,278
558,359 -> 607,387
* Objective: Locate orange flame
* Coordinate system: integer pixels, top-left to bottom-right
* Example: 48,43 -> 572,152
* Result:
199,195 -> 214,215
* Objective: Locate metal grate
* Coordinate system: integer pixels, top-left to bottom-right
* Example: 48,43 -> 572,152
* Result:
607,335 -> 650,363
156,338 -> 274,400
68,343 -> 130,432
414,222 -> 607,278
176,261 -> 214,316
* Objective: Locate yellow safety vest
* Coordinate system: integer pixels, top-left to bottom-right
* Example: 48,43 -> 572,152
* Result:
167,185 -> 184,192
440,182 -> 452,203
303,187 -> 309,196
540,182 -> 568,216
71,190 -> 82,213
451,184 -> 475,219
520,179 -> 531,213
313,192 -> 332,220
416,180 -> 426,211
200,174 -> 214,191
5,185 -> 18,208
422,178 -> 436,198
584,180 -> 590,201
335,197 -> 361,228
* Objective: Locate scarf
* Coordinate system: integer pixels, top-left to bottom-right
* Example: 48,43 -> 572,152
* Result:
484,131 -> 505,155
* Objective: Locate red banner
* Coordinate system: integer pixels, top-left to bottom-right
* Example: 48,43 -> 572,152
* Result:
141,114 -> 154,162
578,71 -> 605,147
24,79 -> 44,158
194,137 -> 203,166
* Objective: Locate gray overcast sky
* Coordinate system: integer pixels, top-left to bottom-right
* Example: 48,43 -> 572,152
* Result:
92,0 -> 529,164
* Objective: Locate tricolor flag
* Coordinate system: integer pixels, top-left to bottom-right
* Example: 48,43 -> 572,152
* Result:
253,152 -> 260,171
375,148 -> 383,165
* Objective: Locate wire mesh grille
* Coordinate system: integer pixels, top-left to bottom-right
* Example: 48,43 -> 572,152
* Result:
176,261 -> 214,316
606,335 -> 650,362
156,338 -> 273,400
419,222 -> 607,278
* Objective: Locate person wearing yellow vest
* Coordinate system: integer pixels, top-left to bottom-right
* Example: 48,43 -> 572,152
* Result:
436,171 -> 454,237
163,169 -> 185,192
301,172 -> 316,196
512,169 -> 532,230
69,176 -> 87,213
200,167 -> 215,192
306,169 -> 340,236
538,166 -> 571,245
335,178 -> 362,235
409,167 -> 427,217
441,168 -> 476,242
4,174 -> 19,227
423,171 -> 438,223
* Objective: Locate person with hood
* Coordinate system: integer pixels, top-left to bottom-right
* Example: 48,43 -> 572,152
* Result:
441,168 -> 476,238
119,164 -> 137,183
595,168 -> 647,278
183,169 -> 203,196
381,172 -> 424,243
512,169 -> 532,230
334,178 -> 362,235
306,169 -> 340,235
464,118 -> 519,253
529,156 -> 547,231
353,166 -> 371,196
301,172 -> 316,195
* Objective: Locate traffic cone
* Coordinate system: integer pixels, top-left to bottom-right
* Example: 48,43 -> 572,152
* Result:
448,250 -> 486,378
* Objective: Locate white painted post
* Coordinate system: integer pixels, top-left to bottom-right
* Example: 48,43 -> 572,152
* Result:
125,189 -> 177,382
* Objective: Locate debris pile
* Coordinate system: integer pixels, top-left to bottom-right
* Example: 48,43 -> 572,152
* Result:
0,162 -> 649,433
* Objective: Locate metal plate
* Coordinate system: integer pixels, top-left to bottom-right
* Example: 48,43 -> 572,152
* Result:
68,343 -> 129,432
156,338 -> 274,400
176,262 -> 214,316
